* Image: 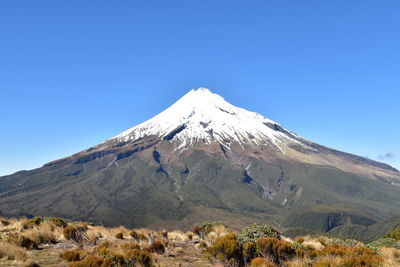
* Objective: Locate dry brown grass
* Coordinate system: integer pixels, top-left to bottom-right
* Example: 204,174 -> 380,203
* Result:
380,247 -> 400,267
204,225 -> 231,242
0,240 -> 28,262
284,257 -> 313,267
168,230 -> 189,242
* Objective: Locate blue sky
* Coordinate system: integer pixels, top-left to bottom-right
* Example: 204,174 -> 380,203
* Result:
0,0 -> 399,176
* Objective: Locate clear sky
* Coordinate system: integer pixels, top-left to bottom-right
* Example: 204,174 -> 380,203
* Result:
0,1 -> 399,176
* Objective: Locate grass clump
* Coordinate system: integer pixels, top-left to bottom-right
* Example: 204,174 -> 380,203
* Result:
130,230 -> 147,241
250,257 -> 275,267
126,249 -> 153,266
256,237 -> 295,264
8,234 -> 38,250
243,241 -> 257,263
239,223 -> 280,244
0,240 -> 28,262
146,240 -> 165,254
115,233 -> 124,239
206,233 -> 242,265
0,218 -> 10,226
69,255 -> 112,267
60,250 -> 81,262
194,221 -> 231,239
63,224 -> 88,243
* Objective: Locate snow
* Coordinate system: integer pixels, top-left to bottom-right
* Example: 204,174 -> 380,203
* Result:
112,88 -> 299,149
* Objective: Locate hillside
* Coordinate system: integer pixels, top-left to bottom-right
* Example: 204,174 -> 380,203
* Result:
1,88 -> 399,240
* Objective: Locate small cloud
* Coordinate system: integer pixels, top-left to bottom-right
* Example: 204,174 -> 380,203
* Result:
378,152 -> 396,161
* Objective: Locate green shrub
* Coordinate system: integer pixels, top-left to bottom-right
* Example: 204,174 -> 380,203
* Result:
326,238 -> 363,247
29,217 -> 42,225
239,223 -> 280,244
50,217 -> 67,228
256,237 -> 295,264
367,238 -> 400,249
115,233 -> 124,240
60,250 -> 81,262
384,226 -> 400,241
250,257 -> 275,267
206,233 -> 242,264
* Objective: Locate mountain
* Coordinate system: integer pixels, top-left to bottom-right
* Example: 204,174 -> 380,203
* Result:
1,88 -> 400,240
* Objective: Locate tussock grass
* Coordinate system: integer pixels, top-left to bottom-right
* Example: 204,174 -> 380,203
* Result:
0,240 -> 28,262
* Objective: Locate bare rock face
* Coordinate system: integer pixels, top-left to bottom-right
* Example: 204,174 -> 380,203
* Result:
0,88 -> 399,240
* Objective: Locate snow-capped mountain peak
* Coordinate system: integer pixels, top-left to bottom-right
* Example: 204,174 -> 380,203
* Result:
113,88 -> 298,149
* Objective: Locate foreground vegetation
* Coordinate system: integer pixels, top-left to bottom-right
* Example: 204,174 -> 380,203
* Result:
0,217 -> 399,266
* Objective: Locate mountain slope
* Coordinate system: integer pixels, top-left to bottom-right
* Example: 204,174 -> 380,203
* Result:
0,88 -> 399,238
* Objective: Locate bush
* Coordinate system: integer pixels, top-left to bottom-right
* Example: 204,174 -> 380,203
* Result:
50,217 -> 67,228
69,256 -> 112,267
384,226 -> 400,241
326,238 -> 363,247
60,250 -> 81,262
239,223 -> 280,244
243,242 -> 257,263
367,238 -> 400,249
115,233 -> 124,239
206,233 -> 242,264
250,257 -> 275,267
30,217 -> 42,225
256,237 -> 295,264
147,240 -> 165,254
